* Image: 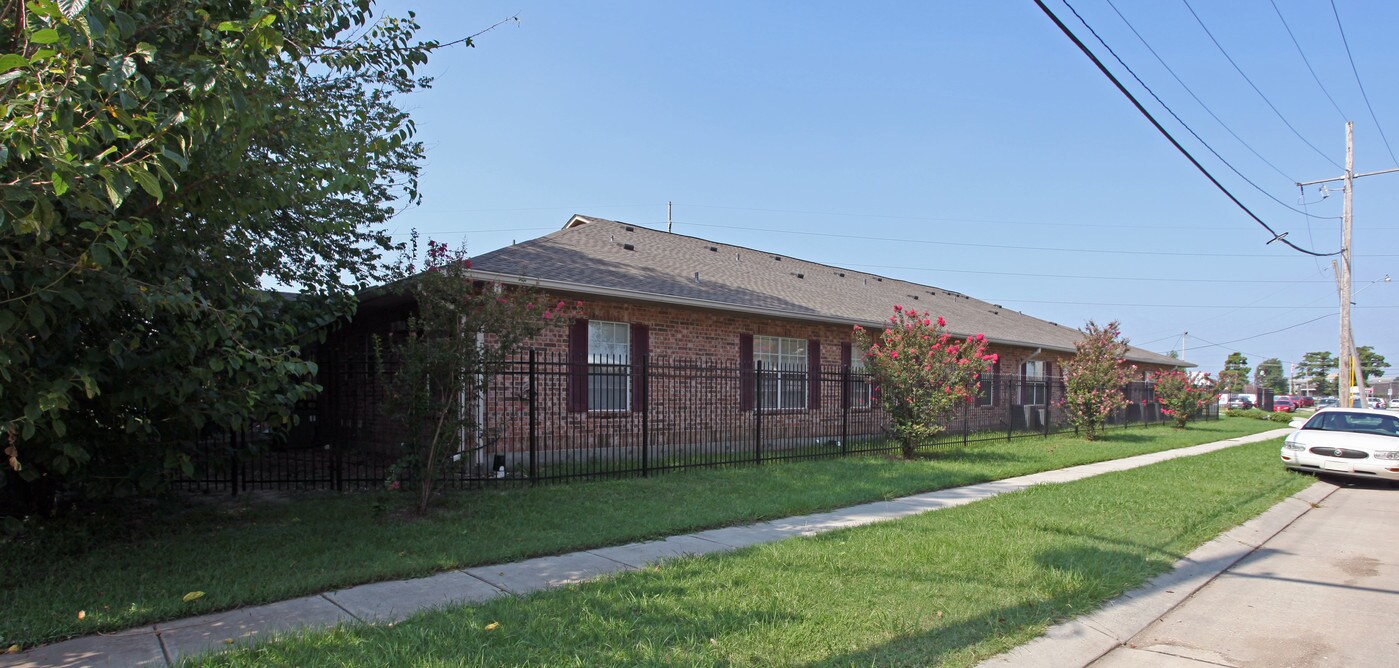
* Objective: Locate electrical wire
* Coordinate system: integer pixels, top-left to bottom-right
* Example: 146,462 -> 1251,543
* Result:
1179,0 -> 1342,170
667,219 -> 1391,257
1104,0 -> 1303,188
1329,0 -> 1399,167
1270,0 -> 1348,122
829,262 -> 1338,284
985,299 -> 1391,310
1075,0 -> 1338,221
1033,0 -> 1341,257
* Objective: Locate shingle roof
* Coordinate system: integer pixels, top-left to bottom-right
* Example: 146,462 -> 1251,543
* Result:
468,215 -> 1185,366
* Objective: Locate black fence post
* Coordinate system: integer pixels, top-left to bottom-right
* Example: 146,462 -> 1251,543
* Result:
754,361 -> 764,465
840,364 -> 849,456
641,354 -> 650,478
1006,379 -> 1014,442
229,429 -> 239,498
962,402 -> 969,447
528,349 -> 538,483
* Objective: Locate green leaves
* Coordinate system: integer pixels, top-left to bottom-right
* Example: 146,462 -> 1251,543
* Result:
30,29 -> 62,45
58,0 -> 91,20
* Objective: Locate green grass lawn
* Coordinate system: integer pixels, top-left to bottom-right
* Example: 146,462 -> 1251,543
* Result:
1,418 -> 1281,648
192,438 -> 1309,667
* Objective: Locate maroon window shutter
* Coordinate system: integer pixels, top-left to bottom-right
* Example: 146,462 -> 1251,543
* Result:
629,324 -> 649,412
992,359 -> 1001,407
807,339 -> 821,410
840,343 -> 852,409
567,319 -> 589,413
739,334 -> 754,411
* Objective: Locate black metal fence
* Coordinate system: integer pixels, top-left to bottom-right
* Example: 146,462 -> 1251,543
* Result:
171,354 -> 1216,496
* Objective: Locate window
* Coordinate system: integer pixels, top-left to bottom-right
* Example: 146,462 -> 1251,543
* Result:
977,368 -> 995,407
1021,360 -> 1046,405
588,321 -> 630,411
754,335 -> 807,410
849,348 -> 873,409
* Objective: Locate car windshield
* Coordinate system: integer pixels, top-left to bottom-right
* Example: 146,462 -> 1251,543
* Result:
1303,411 -> 1399,438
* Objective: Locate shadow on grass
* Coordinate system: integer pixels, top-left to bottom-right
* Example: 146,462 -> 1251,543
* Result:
809,543 -> 1160,667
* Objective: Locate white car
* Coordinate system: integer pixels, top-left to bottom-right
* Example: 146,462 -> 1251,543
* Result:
1282,408 -> 1399,482
1367,397 -> 1388,409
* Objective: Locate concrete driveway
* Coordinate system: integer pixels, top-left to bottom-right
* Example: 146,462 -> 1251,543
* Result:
1092,475 -> 1398,667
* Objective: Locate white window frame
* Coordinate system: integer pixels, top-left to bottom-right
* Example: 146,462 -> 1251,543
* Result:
849,348 -> 873,409
1021,360 -> 1047,405
754,335 -> 808,410
588,320 -> 631,411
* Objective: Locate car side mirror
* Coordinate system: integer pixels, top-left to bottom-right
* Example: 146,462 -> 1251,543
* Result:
1288,419 -> 1306,429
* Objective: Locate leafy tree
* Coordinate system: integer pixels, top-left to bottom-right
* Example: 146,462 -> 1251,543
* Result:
1253,358 -> 1287,395
374,239 -> 564,515
1357,346 -> 1390,383
1297,352 -> 1338,396
1059,320 -> 1136,441
855,307 -> 994,459
1153,370 -> 1217,428
1,0 -> 442,507
1218,352 -> 1250,394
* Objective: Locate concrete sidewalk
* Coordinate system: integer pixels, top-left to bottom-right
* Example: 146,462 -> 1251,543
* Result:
979,477 -> 1398,667
3,429 -> 1289,668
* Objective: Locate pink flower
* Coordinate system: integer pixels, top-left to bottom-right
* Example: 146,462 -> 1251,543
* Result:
937,316 -> 946,327
890,351 -> 899,359
893,304 -> 903,312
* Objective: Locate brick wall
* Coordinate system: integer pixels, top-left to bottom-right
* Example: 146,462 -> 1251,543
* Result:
317,290 -> 1178,466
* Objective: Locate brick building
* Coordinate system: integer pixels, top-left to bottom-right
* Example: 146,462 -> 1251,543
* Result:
315,215 -> 1185,473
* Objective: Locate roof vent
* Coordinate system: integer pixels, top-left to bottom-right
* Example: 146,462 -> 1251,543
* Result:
772,255 -> 782,261
735,252 -> 741,262
911,295 -> 919,300
622,243 -> 636,251
793,272 -> 805,279
875,277 -> 883,282
694,271 -> 701,283
836,272 -> 846,278
993,304 -> 1002,308
624,226 -> 634,232
708,246 -> 718,252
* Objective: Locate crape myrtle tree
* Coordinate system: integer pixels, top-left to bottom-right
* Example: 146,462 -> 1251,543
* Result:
1153,370 -> 1218,428
854,306 -> 995,459
0,0 -> 454,508
374,238 -> 573,515
1058,320 -> 1136,441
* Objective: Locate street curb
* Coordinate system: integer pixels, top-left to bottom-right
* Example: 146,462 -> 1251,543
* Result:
974,479 -> 1337,668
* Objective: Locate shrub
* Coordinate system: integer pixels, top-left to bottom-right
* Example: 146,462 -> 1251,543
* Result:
1059,321 -> 1137,441
855,307 -> 994,459
1153,370 -> 1218,428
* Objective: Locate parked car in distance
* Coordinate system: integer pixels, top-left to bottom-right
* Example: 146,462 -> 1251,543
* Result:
1315,397 -> 1340,409
1273,397 -> 1297,412
1295,395 -> 1315,408
1369,397 -> 1389,409
1282,408 -> 1399,482
1227,396 -> 1254,410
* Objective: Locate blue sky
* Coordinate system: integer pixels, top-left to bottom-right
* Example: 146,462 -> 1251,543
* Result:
372,0 -> 1399,383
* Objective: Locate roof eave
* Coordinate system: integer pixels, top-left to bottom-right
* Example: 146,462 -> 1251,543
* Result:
465,269 -> 1188,367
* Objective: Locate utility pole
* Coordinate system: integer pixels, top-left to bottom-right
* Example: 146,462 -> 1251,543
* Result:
1296,121 -> 1399,406
667,201 -> 673,233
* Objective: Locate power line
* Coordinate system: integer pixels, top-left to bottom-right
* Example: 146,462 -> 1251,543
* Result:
1329,0 -> 1399,167
1076,0 -> 1339,221
1269,0 -> 1348,122
1034,0 -> 1340,257
1179,0 -> 1342,170
668,220 -> 1395,258
1186,313 -> 1335,353
1105,0 -> 1304,186
987,299 -> 1392,310
833,262 -> 1342,285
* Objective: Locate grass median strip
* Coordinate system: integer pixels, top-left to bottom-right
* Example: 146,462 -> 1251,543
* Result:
192,438 -> 1308,667
2,419 -> 1279,648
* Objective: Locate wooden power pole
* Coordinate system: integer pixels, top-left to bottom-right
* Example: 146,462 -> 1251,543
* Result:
1297,122 -> 1399,406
